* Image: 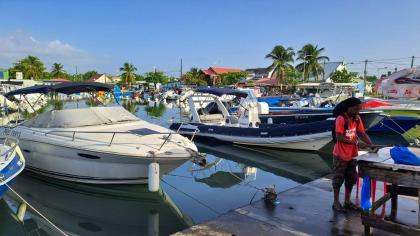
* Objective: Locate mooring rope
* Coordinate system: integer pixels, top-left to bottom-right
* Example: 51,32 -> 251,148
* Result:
161,179 -> 221,215
384,115 -> 417,141
5,183 -> 69,236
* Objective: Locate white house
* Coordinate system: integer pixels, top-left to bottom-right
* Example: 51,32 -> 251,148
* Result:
308,62 -> 347,82
88,74 -> 111,83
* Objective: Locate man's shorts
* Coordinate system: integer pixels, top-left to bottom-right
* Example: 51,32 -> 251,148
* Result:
332,157 -> 357,189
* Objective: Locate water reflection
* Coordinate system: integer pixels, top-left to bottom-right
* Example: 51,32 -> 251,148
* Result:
2,173 -> 193,236
195,165 -> 257,189
196,142 -> 332,184
144,102 -> 166,118
121,99 -> 140,114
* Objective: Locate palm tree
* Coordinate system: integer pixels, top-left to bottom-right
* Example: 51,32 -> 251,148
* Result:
181,68 -> 207,86
119,63 -> 137,88
265,45 -> 295,89
13,55 -> 45,80
51,63 -> 65,79
296,44 -> 329,82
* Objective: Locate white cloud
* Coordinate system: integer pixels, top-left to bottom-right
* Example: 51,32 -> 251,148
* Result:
0,30 -> 94,69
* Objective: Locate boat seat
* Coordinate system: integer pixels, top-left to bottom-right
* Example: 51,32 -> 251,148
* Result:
199,114 -> 224,123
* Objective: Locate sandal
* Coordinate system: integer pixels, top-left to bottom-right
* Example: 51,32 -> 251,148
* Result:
344,202 -> 360,211
332,203 -> 346,213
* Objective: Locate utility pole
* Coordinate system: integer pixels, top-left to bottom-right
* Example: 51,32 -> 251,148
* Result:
411,56 -> 415,68
180,58 -> 183,79
363,59 -> 368,94
75,65 -> 78,81
302,56 -> 306,81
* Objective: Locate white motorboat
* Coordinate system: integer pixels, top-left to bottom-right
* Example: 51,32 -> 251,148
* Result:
1,82 -> 203,184
170,87 -> 334,151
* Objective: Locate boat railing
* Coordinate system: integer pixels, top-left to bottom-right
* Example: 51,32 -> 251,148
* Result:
43,130 -> 178,147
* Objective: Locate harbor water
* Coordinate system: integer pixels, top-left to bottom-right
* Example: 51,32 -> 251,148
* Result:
0,100 -> 411,236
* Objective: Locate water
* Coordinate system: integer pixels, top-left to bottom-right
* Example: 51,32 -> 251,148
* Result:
0,100 -> 402,236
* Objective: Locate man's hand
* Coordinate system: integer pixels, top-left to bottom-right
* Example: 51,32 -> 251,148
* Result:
357,142 -> 370,148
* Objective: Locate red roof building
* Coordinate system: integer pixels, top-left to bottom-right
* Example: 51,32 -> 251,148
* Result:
200,67 -> 243,86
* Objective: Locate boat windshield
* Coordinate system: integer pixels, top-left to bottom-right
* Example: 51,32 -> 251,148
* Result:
23,106 -> 139,128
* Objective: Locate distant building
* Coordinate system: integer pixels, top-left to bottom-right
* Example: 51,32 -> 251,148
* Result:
88,74 -> 111,83
200,67 -> 243,86
245,68 -> 271,80
0,69 -> 9,80
308,62 -> 346,82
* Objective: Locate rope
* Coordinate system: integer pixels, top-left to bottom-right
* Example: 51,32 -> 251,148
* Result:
5,183 -> 69,236
161,179 -> 221,215
384,116 -> 417,141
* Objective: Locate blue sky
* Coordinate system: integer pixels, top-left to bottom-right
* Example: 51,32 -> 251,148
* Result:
1,0 -> 420,76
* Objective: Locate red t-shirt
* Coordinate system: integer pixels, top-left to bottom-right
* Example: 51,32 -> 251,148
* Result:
333,114 -> 365,161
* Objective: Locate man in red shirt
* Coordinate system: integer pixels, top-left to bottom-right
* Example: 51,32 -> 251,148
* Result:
332,97 -> 373,212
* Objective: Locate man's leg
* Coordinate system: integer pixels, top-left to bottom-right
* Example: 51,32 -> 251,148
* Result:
344,160 -> 358,209
332,157 -> 346,210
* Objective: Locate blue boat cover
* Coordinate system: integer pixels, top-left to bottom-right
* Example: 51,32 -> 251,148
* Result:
196,87 -> 248,98
390,146 -> 420,166
5,82 -> 114,101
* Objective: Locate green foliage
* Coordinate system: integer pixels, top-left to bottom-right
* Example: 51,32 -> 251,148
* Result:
82,70 -> 98,81
42,71 -> 52,80
70,74 -> 83,82
135,74 -> 145,81
218,72 -> 248,86
365,75 -> 378,82
120,63 -> 138,87
296,44 -> 329,82
145,102 -> 166,118
181,68 -> 207,86
284,67 -> 303,86
122,100 -> 139,113
330,69 -> 355,83
246,80 -> 254,85
145,71 -> 169,89
167,76 -> 178,83
51,63 -> 66,79
266,45 -> 295,86
11,55 -> 46,80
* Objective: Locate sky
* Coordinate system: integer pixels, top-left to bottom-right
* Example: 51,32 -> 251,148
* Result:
1,0 -> 420,76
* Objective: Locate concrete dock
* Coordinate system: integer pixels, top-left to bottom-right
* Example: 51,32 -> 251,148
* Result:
173,176 -> 419,236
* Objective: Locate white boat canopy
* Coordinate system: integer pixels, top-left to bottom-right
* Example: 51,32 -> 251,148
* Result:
24,106 -> 139,128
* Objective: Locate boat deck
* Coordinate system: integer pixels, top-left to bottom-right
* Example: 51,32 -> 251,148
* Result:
173,176 -> 419,236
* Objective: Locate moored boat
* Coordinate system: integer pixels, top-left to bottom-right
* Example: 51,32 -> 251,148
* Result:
170,87 -> 334,151
0,136 -> 25,197
1,82 -> 203,184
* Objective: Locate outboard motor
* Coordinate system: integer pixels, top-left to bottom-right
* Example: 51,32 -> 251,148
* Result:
238,97 -> 261,128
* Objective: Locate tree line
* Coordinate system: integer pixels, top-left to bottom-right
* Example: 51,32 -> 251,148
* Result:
6,56 -> 177,88
180,43 -> 333,87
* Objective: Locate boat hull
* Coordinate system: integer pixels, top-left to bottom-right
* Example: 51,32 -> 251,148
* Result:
170,120 -> 333,151
367,116 -> 420,133
0,148 -> 25,197
261,110 -> 381,129
17,139 -> 188,184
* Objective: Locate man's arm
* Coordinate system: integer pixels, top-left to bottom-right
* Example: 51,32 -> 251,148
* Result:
358,131 -> 373,147
336,133 -> 358,145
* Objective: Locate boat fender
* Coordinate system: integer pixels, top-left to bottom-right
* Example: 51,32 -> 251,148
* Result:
267,118 -> 273,125
148,162 -> 159,192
